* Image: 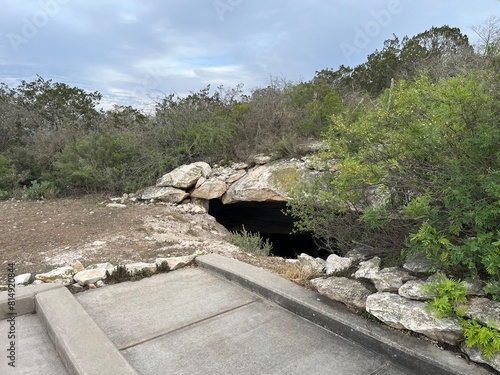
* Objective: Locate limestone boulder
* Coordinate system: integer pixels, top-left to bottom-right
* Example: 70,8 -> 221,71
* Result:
155,254 -> 197,271
74,268 -> 107,286
156,162 -> 211,189
403,252 -> 433,273
125,262 -> 157,275
140,186 -> 189,203
191,178 -> 227,199
465,298 -> 500,328
462,344 -> 500,373
366,292 -> 464,345
14,273 -> 31,285
297,253 -> 326,277
398,280 -> 429,301
311,277 -> 372,309
325,254 -> 352,276
354,257 -> 415,292
222,160 -> 320,204
35,266 -> 74,285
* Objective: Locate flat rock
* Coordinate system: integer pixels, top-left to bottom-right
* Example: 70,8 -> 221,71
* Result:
14,273 -> 31,285
325,254 -> 352,276
191,178 -> 227,199
297,253 -> 326,277
398,280 -> 429,300
35,266 -> 74,286
140,186 -> 189,203
125,262 -> 157,275
366,292 -> 463,345
403,251 -> 433,273
354,257 -> 414,292
156,162 -> 211,189
106,203 -> 127,208
462,343 -> 500,373
155,254 -> 197,271
311,277 -> 372,309
74,268 -> 107,286
465,297 -> 500,328
222,160 -> 319,204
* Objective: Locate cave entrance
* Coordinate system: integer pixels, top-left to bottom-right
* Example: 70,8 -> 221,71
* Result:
208,199 -> 319,258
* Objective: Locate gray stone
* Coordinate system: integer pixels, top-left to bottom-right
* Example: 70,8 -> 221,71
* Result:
156,162 -> 211,189
35,266 -> 74,286
462,343 -> 500,373
222,159 -> 320,204
373,267 -> 415,292
366,292 -> 463,345
71,260 -> 85,272
464,278 -> 485,296
14,273 -> 31,285
465,297 -> 500,328
403,252 -> 433,273
191,178 -> 227,199
106,203 -> 127,208
125,262 -> 157,275
155,255 -> 196,271
140,186 -> 189,203
96,280 -> 105,288
74,268 -> 107,286
311,277 -> 372,309
398,280 -> 429,301
354,257 -> 414,292
354,257 -> 381,280
325,254 -> 352,276
252,154 -> 272,165
297,253 -> 326,277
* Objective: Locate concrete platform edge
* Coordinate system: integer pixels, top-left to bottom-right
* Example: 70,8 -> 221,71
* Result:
0,283 -> 64,320
196,254 -> 494,375
35,287 -> 138,375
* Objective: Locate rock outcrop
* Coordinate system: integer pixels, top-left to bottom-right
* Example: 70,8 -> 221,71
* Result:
366,292 -> 464,345
311,277 -> 372,309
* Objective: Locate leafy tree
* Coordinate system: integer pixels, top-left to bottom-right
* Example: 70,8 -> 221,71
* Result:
288,72 -> 500,283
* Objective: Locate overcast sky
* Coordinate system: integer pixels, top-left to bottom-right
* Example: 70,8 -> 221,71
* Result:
0,0 -> 498,111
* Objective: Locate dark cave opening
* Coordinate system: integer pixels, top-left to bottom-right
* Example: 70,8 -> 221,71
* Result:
208,199 -> 320,258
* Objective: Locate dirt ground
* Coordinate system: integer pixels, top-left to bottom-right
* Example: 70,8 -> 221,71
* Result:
0,195 -> 287,285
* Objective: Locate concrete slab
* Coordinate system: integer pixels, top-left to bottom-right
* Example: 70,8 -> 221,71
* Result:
0,283 -> 64,319
75,268 -> 257,349
197,254 -> 495,375
123,298 -> 413,375
36,286 -> 137,375
0,314 -> 68,374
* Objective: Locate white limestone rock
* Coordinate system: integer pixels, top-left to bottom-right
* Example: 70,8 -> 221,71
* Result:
325,254 -> 352,276
462,343 -> 500,373
297,253 -> 326,277
74,268 -> 107,286
403,252 -> 433,273
156,162 -> 211,189
35,266 -> 75,285
140,186 -> 189,204
398,280 -> 429,301
354,257 -> 414,292
366,292 -> 463,345
311,277 -> 372,309
14,273 -> 31,285
465,297 -> 500,328
191,178 -> 227,200
125,262 -> 157,275
155,254 -> 197,271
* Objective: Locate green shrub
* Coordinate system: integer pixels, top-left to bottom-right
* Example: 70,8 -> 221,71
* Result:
462,319 -> 500,359
229,226 -> 273,256
422,274 -> 468,318
23,180 -> 58,200
0,190 -> 10,200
